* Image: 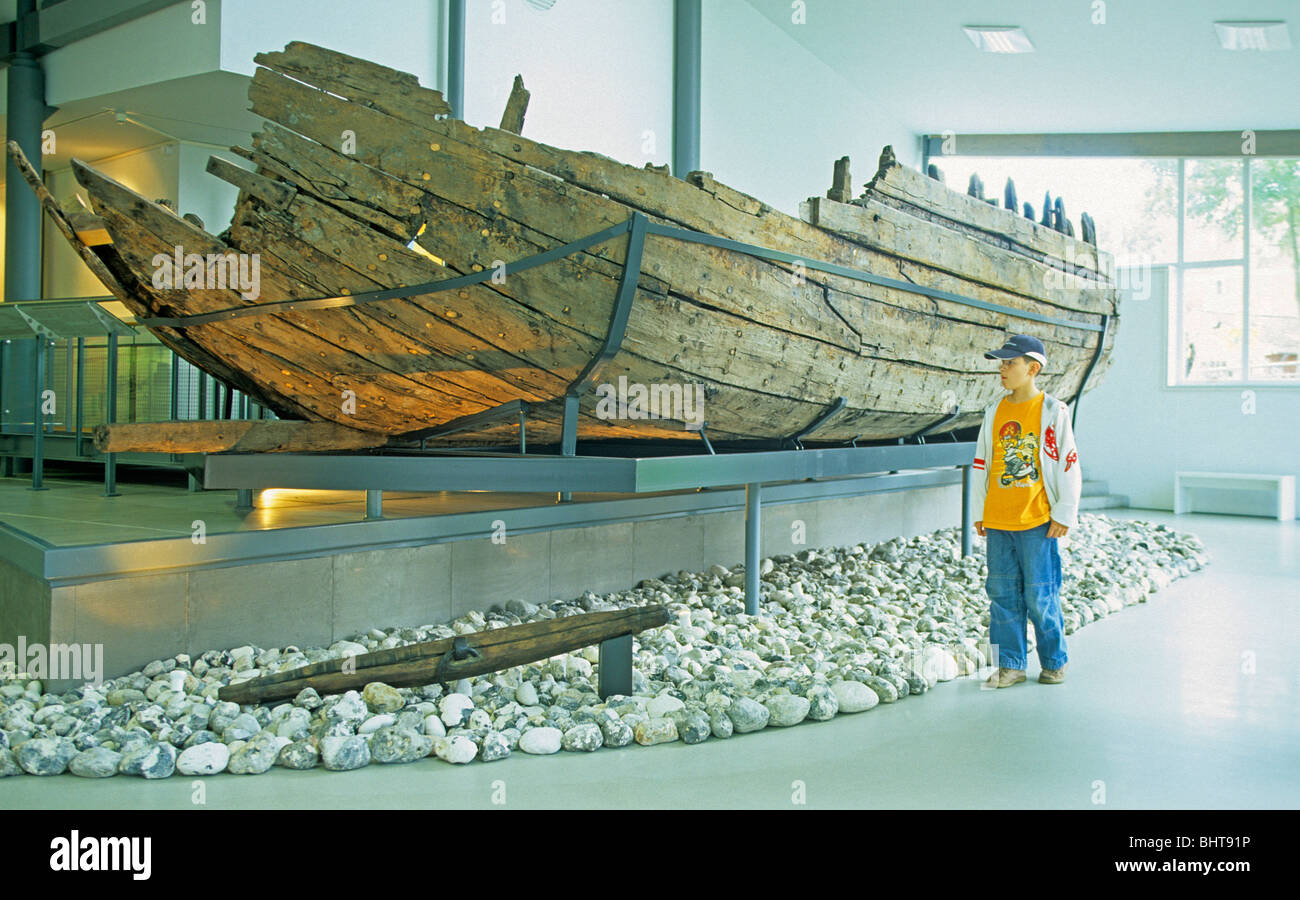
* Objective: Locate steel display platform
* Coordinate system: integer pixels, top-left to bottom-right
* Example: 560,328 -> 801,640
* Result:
205,440 -> 980,614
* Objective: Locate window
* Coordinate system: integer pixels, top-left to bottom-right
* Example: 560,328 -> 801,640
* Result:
927,153 -> 1300,385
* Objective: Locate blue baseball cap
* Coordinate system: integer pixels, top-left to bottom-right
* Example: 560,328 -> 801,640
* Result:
985,334 -> 1046,369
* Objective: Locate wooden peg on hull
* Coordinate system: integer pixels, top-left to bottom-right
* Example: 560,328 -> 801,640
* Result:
499,74 -> 530,134
1004,178 -> 1018,217
827,156 -> 853,202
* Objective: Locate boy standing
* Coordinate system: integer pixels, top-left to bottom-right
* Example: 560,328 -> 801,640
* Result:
970,335 -> 1082,688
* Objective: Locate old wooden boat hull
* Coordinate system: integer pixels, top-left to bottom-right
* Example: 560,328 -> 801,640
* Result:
44,42 -> 1119,448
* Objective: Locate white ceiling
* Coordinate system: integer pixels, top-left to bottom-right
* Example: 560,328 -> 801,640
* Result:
744,0 -> 1300,133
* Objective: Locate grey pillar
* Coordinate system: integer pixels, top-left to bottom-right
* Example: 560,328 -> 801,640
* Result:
744,481 -> 761,614
672,0 -> 701,179
4,45 -> 47,436
446,0 -> 465,120
103,333 -> 118,496
961,465 -> 973,557
597,635 -> 633,699
30,336 -> 45,490
365,489 -> 383,520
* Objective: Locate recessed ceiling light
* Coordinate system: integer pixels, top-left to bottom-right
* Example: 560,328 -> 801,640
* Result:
963,26 -> 1034,53
1214,21 -> 1291,51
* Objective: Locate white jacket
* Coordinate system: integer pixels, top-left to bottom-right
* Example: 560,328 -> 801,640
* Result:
971,391 -> 1083,530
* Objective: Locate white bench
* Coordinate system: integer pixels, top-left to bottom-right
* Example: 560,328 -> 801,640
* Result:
1174,471 -> 1296,520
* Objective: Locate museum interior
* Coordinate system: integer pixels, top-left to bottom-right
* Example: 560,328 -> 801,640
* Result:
0,0 -> 1295,814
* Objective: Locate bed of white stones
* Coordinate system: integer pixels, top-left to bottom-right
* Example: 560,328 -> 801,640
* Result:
0,513 -> 1208,778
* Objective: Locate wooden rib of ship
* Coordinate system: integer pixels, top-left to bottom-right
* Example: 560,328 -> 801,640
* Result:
26,41 -> 1119,452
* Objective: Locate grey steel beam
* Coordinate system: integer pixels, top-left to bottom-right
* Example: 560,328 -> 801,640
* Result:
365,489 -> 383,520
29,467 -> 964,585
672,0 -> 701,179
961,464 -> 973,557
446,0 -> 465,120
205,443 -> 975,495
103,332 -> 118,496
631,442 -> 975,492
30,336 -> 45,490
744,482 -> 760,614
5,0 -> 181,57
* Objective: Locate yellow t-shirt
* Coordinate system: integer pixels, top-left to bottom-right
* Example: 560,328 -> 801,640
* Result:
983,391 -> 1052,531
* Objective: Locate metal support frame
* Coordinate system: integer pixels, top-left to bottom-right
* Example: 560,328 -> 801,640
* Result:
103,333 -> 118,496
207,440 -> 976,615
30,335 -> 45,490
744,482 -> 761,614
365,489 -> 383,520
961,464 -> 974,557
558,212 -> 649,499
786,396 -> 847,449
74,337 -> 85,457
1072,313 -> 1110,429
597,635 -> 633,699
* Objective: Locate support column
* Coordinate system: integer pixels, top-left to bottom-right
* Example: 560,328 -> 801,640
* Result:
446,0 -> 466,120
961,465 -> 973,557
597,635 -> 633,699
365,489 -> 383,520
30,336 -> 45,490
744,481 -> 761,614
4,42 -> 47,445
103,333 -> 118,496
673,0 -> 701,179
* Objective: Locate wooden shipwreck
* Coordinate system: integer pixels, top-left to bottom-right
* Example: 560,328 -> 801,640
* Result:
22,41 -> 1118,451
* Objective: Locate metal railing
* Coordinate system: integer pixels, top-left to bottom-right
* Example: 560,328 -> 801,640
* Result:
0,296 -> 268,494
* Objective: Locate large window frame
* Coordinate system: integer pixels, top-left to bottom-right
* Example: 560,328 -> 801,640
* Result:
922,131 -> 1300,390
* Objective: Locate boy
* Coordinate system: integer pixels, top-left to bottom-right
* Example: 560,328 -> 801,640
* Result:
970,335 -> 1082,688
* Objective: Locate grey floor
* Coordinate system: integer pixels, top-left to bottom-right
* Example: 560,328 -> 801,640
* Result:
1,508 -> 1296,809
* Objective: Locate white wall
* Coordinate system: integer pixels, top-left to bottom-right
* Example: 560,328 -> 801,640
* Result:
219,0 -> 442,86
702,0 -> 917,217
177,141 -> 242,234
1083,266 -> 1300,518
463,0 -> 674,169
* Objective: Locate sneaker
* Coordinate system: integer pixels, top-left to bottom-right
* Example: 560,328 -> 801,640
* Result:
983,667 -> 1026,689
1039,663 -> 1069,684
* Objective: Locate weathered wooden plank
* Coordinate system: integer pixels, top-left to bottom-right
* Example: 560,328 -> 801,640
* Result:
94,420 -> 387,453
206,155 -> 295,209
254,41 -> 452,121
499,74 -> 530,134
804,195 -> 1113,316
248,67 -> 863,354
218,604 -> 670,704
865,148 -> 1114,279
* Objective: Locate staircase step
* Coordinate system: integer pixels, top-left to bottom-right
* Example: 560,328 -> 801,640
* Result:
1081,479 -> 1110,497
1079,493 -> 1129,510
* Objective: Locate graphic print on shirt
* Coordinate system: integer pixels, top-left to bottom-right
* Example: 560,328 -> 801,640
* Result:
996,420 -> 1040,487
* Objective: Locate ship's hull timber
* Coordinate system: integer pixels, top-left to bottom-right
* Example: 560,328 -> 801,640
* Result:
51,42 -> 1118,448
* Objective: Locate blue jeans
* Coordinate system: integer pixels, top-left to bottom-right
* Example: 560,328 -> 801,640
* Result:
985,520 -> 1068,670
